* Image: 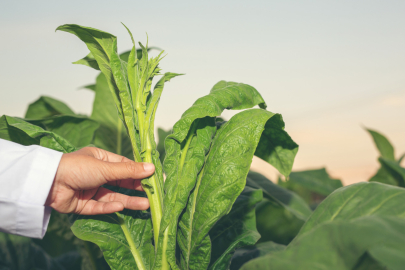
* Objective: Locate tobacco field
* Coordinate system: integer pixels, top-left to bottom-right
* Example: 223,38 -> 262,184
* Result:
0,24 -> 405,270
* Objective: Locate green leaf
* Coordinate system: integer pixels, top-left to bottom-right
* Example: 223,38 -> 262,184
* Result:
369,165 -> 399,186
0,232 -> 78,270
82,84 -> 96,91
297,182 -> 405,237
57,24 -> 124,122
287,168 -> 343,196
246,171 -> 311,244
71,190 -> 154,270
241,216 -> 405,270
243,181 -> 405,269
0,115 -> 76,153
378,157 -> 405,187
247,171 -> 311,219
230,241 -> 285,270
366,128 -> 395,161
161,81 -> 269,268
90,73 -> 133,158
33,211 -> 109,270
26,115 -> 99,149
25,96 -> 75,119
177,109 -> 298,270
208,186 -> 263,270
73,52 -> 100,70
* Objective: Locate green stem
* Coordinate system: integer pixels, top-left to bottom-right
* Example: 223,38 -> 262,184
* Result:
143,133 -> 163,249
161,227 -> 170,270
116,213 -> 146,270
116,119 -> 122,156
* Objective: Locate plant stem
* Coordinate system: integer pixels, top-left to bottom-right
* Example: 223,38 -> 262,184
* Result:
143,133 -> 163,249
116,119 -> 122,156
116,213 -> 146,270
161,227 -> 170,270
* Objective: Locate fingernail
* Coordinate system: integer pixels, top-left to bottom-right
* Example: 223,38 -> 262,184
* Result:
143,163 -> 155,172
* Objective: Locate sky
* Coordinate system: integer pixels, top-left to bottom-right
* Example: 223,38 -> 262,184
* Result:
1,0 -> 404,184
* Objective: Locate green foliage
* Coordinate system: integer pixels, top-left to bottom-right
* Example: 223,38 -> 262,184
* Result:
246,171 -> 311,245
242,182 -> 405,269
278,168 -> 343,208
1,22 -> 404,270
366,128 -> 405,187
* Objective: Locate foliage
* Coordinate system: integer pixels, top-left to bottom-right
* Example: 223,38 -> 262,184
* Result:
0,22 -> 404,270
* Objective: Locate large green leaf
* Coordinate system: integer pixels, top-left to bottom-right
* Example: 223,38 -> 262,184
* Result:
71,190 -> 154,270
241,216 -> 405,270
208,187 -> 263,270
230,241 -> 285,270
25,96 -> 75,119
161,81 -> 269,268
242,182 -> 405,270
246,171 -> 311,245
366,128 -> 395,161
26,115 -> 99,149
297,182 -> 405,237
177,109 -> 298,270
0,115 -> 76,153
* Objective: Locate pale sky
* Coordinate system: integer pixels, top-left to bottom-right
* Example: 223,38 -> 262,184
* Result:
1,0 -> 404,184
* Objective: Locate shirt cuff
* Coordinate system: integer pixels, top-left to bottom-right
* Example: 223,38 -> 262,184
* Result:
20,146 -> 62,238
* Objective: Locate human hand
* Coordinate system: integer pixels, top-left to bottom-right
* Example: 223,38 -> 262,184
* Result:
45,147 -> 154,215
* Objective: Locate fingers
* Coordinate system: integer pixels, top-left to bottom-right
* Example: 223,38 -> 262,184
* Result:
78,200 -> 125,215
76,147 -> 132,163
101,160 -> 155,182
107,179 -> 144,191
94,187 -> 150,210
78,187 -> 150,215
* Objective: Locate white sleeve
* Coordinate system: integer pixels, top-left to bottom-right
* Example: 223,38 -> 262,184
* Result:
0,139 -> 63,239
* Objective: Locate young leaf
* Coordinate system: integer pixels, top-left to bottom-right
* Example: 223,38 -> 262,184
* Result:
56,24 -> 124,123
208,186 -> 263,270
366,128 -> 396,161
177,109 -> 298,270
73,52 -> 100,70
25,96 -> 75,119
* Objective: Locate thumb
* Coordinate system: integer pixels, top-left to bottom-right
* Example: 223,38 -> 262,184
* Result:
101,161 -> 155,182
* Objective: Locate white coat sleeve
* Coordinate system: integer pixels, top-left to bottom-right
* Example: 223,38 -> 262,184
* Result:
0,139 -> 63,239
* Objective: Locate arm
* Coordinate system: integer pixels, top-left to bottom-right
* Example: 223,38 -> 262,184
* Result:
0,139 -> 154,239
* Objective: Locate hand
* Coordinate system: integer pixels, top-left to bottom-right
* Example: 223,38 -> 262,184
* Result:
45,147 -> 154,215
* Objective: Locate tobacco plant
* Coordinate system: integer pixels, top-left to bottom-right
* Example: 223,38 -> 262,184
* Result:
54,24 -> 298,270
